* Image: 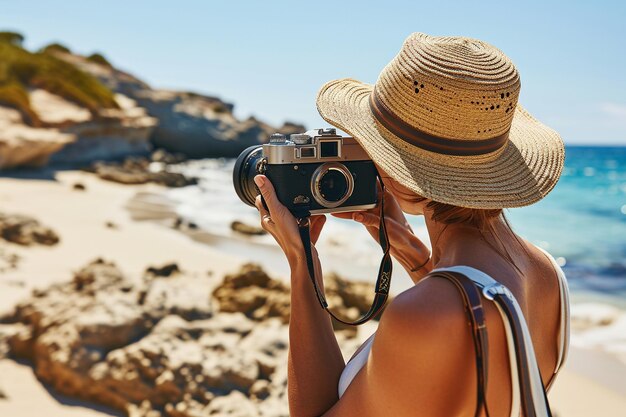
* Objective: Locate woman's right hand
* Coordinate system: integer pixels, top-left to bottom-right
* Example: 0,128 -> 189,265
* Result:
332,188 -> 432,281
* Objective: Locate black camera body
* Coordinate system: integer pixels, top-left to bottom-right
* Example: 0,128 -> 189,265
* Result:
234,128 -> 378,215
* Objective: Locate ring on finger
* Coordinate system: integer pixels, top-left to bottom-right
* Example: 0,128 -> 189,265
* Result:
262,214 -> 274,224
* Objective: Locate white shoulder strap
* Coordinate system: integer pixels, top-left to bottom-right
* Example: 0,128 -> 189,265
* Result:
430,266 -> 521,417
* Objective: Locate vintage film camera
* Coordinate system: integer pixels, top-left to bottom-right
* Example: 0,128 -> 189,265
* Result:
233,128 -> 378,215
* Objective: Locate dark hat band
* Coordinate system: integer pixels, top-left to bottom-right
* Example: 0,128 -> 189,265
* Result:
369,91 -> 509,156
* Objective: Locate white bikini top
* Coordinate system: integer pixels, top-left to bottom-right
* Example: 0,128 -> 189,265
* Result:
337,247 -> 570,417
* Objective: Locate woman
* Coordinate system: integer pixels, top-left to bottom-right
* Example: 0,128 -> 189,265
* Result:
254,33 -> 569,417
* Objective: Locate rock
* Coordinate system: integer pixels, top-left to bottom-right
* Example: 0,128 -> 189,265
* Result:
0,42 -> 156,169
206,391 -> 260,417
49,93 -> 158,165
213,263 -> 381,336
0,107 -> 75,169
142,92 -> 306,158
93,157 -> 197,188
0,43 -> 157,169
57,48 -> 307,160
105,221 -> 118,229
0,246 -> 20,273
150,149 -> 186,165
93,158 -> 152,184
213,264 -> 291,324
1,45 -> 306,169
29,89 -> 91,124
325,272 -> 378,317
230,220 -> 266,236
73,182 -> 87,191
140,270 -> 214,322
127,89 -> 255,158
249,379 -> 271,400
3,259 -> 370,416
145,263 -> 180,277
0,323 -> 27,359
4,259 -> 212,414
0,212 -> 60,246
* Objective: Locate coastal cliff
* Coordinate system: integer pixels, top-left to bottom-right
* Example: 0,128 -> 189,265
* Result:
0,32 -> 304,169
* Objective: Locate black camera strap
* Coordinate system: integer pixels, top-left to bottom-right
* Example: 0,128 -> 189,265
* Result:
292,171 -> 393,326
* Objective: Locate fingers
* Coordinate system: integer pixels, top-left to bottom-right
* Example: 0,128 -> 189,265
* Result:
254,175 -> 281,215
310,215 -> 326,244
352,212 -> 380,228
331,211 -> 380,227
255,195 -> 274,231
331,212 -> 354,219
254,194 -> 269,217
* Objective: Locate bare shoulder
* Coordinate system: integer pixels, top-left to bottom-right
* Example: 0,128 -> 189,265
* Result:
376,276 -> 470,348
367,276 -> 475,414
325,276 -> 477,416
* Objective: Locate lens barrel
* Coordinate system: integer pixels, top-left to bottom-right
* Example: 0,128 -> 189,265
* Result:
311,162 -> 354,208
233,145 -> 264,207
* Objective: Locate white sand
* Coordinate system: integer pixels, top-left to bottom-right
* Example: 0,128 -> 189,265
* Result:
0,170 -> 624,416
0,170 -> 240,317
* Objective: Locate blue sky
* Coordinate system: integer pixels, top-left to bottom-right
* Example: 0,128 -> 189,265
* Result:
2,0 -> 625,144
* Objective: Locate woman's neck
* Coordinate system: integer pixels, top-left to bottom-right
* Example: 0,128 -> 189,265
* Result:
423,211 -> 512,267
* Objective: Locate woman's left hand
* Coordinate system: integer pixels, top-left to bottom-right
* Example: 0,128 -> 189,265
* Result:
253,175 -> 326,270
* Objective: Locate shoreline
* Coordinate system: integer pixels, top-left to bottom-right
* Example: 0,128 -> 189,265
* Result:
0,169 -> 625,415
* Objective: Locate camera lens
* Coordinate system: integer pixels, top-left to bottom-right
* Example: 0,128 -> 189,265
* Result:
318,169 -> 348,202
311,162 -> 354,208
233,145 -> 264,207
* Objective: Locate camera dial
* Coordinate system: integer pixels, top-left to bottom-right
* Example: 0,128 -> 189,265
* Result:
290,134 -> 312,145
269,133 -> 287,144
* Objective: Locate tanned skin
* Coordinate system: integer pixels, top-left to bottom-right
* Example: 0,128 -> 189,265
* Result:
253,165 -> 562,417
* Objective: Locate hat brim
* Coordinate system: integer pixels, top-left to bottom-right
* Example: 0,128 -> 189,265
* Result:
316,78 -> 565,209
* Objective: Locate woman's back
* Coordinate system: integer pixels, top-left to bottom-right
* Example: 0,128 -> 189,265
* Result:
338,231 -> 568,417
453,246 -> 561,417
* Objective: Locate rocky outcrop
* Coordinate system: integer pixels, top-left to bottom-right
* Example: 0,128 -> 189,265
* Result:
0,90 -> 157,169
0,260 -> 372,417
230,220 -> 267,236
213,263 -> 291,324
0,107 -> 74,169
128,89 -> 306,158
213,263 -> 382,334
0,212 -> 60,246
93,158 -> 197,188
0,41 -> 306,168
54,51 -> 306,159
49,93 -> 158,164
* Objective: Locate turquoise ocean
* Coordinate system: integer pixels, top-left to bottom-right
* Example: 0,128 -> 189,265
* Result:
506,146 -> 626,302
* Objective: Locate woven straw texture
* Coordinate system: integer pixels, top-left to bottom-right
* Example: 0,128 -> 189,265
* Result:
316,33 -> 565,209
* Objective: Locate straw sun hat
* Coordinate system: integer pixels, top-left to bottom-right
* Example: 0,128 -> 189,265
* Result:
316,32 -> 565,209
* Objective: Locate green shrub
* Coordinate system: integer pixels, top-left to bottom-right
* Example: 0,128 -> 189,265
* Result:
86,52 -> 112,67
0,40 -> 118,125
0,82 -> 41,126
0,31 -> 24,46
40,42 -> 71,54
212,104 -> 228,114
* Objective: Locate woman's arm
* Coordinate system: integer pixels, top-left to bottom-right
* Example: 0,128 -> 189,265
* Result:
252,175 -> 345,416
333,189 -> 432,284
288,255 -> 345,417
252,175 -> 464,416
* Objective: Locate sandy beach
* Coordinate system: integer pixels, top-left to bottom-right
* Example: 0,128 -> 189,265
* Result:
0,170 -> 625,417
